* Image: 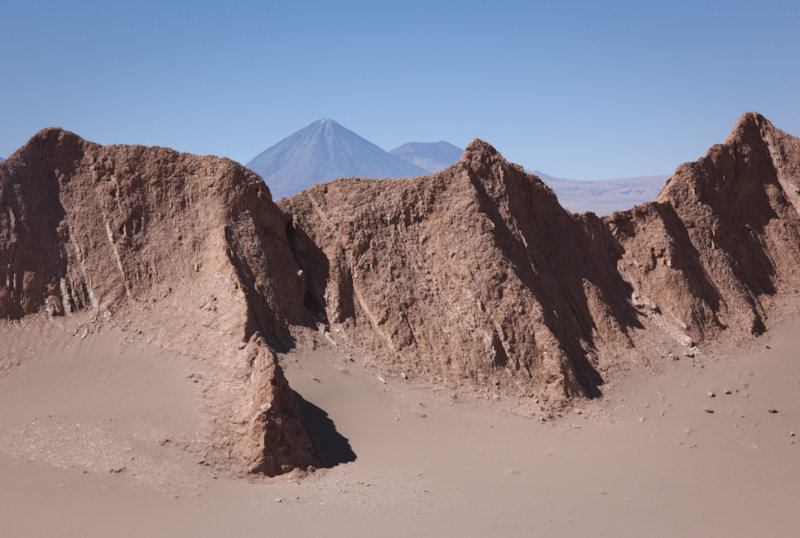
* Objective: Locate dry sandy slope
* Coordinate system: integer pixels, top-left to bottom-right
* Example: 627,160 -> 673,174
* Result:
0,315 -> 798,537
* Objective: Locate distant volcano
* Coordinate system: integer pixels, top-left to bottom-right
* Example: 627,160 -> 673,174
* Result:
390,141 -> 464,173
246,119 -> 427,199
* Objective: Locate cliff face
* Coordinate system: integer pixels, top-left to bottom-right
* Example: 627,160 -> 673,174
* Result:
2,112 -> 798,470
0,128 -> 317,475
281,140 -> 640,402
281,113 -> 800,404
609,113 -> 800,344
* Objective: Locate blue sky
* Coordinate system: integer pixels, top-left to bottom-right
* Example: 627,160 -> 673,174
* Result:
1,0 -> 798,179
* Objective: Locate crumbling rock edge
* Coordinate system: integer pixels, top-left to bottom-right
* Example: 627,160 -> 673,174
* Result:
2,112 -> 799,473
280,111 -> 800,408
0,129 -> 317,476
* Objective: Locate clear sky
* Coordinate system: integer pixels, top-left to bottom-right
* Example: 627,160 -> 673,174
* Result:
1,0 -> 798,179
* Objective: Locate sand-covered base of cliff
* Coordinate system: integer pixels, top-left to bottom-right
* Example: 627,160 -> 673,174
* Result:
1,317 -> 798,537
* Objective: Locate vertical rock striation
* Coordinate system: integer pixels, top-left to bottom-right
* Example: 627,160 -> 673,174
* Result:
0,128 -> 317,475
281,113 -> 800,404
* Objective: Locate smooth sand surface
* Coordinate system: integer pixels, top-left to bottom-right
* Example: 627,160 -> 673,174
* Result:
1,316 -> 798,537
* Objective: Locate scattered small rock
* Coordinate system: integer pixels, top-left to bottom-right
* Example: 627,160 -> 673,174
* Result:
377,376 -> 386,384
704,408 -> 714,414
724,389 -> 732,395
768,408 -> 779,414
708,391 -> 716,398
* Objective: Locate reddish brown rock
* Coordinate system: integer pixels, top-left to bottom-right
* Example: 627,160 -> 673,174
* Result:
281,112 -> 800,405
0,128 -> 317,475
3,111 -> 799,462
281,140 -> 637,402
609,112 -> 800,343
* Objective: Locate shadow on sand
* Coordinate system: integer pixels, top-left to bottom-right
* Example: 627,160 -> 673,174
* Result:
293,390 -> 356,468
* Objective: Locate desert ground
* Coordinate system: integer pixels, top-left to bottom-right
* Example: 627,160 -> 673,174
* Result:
1,311 -> 798,537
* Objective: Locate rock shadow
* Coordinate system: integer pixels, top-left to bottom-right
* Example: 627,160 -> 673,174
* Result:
293,390 -> 356,468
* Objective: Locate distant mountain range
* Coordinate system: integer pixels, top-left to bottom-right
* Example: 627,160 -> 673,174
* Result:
246,119 -> 427,199
534,171 -> 668,215
244,119 -> 666,213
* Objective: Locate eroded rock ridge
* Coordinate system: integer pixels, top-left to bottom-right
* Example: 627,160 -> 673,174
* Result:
281,112 -> 800,403
0,128 -> 317,475
2,112 -> 799,470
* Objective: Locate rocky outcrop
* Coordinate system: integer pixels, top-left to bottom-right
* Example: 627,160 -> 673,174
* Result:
3,112 -> 798,465
608,112 -> 800,345
280,140 -> 637,402
0,128 -> 317,475
281,113 -> 800,405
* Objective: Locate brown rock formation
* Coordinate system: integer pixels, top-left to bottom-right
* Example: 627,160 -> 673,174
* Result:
0,128 -> 317,475
281,112 -> 800,405
609,111 -> 800,345
281,140 -> 631,402
2,111 -> 798,470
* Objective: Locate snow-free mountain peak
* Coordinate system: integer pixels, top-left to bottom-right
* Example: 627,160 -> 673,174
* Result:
245,119 -> 427,199
390,141 -> 464,174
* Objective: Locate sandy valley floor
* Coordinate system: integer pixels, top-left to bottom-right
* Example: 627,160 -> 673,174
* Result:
0,315 -> 798,537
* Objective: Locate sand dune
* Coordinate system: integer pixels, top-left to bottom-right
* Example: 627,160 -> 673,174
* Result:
1,315 -> 798,536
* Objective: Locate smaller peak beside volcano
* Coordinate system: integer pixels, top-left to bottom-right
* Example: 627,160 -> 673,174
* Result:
390,141 -> 463,173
